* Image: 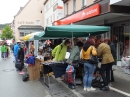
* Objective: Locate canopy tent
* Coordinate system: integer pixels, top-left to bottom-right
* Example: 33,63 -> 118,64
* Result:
23,25 -> 110,41
42,25 -> 110,38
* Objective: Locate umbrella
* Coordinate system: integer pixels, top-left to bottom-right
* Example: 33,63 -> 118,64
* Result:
23,31 -> 44,41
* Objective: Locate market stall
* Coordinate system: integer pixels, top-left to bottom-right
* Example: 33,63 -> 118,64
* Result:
23,25 -> 110,87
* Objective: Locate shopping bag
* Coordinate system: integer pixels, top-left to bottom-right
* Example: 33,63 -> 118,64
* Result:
64,65 -> 75,83
15,62 -> 24,70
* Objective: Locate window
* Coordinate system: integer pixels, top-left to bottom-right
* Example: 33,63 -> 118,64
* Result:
25,33 -> 29,36
53,14 -> 55,21
50,0 -> 52,6
20,32 -> 24,37
82,0 -> 86,7
51,15 -> 52,22
48,0 -> 50,8
45,3 -> 49,11
36,20 -> 40,25
46,19 -> 49,24
66,3 -> 68,15
73,0 -> 76,12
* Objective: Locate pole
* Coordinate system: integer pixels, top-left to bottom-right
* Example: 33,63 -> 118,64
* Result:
71,23 -> 74,47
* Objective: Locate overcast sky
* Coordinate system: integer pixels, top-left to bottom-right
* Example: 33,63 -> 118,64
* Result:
0,0 -> 29,24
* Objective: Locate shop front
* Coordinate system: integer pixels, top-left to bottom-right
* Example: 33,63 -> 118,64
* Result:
54,0 -> 130,60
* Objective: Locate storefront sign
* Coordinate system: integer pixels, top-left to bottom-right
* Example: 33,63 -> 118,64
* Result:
55,4 -> 100,25
56,9 -> 64,17
17,21 -> 34,24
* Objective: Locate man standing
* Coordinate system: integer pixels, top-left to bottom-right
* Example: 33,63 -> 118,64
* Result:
14,40 -> 21,62
1,43 -> 7,60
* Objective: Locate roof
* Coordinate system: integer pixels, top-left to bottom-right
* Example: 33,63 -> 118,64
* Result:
14,0 -> 31,17
18,25 -> 44,29
43,0 -> 48,5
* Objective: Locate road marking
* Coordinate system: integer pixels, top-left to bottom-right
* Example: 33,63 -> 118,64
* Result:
110,86 -> 130,97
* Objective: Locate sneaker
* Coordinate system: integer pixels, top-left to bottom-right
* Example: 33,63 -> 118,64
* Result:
87,87 -> 96,91
19,71 -> 24,75
84,87 -> 87,91
56,77 -> 63,81
100,86 -> 110,91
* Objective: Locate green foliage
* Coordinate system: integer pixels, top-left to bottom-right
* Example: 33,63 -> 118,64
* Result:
1,25 -> 14,39
0,24 -> 10,30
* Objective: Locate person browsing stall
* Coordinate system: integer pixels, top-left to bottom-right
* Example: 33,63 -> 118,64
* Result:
52,39 -> 70,61
81,38 -> 97,92
104,38 -> 116,82
67,41 -> 84,65
97,39 -> 114,91
66,41 -> 84,89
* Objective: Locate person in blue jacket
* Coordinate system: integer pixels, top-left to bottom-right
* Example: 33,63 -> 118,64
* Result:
14,40 -> 21,62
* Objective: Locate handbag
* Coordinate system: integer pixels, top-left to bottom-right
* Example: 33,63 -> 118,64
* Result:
89,47 -> 98,64
72,60 -> 79,67
15,62 -> 24,69
92,76 -> 102,88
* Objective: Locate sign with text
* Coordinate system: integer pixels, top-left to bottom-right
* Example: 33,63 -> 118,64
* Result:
55,4 -> 100,25
17,21 -> 34,24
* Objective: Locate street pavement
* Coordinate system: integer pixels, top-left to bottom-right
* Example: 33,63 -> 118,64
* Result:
0,53 -> 51,97
1,52 -> 130,97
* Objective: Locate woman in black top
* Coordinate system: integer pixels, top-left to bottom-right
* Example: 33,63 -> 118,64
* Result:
18,44 -> 25,74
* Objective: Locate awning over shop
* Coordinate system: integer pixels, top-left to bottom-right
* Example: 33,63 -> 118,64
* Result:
18,25 -> 44,29
43,25 -> 110,38
18,25 -> 44,33
74,13 -> 130,25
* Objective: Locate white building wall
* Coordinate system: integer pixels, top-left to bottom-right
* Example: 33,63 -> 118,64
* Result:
44,0 -> 64,27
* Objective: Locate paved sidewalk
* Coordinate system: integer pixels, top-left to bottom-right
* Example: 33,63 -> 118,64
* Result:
50,65 -> 130,97
0,53 -> 52,97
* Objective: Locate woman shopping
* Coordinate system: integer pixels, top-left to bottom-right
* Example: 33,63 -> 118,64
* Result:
81,38 -> 97,91
66,41 -> 84,89
97,39 -> 114,91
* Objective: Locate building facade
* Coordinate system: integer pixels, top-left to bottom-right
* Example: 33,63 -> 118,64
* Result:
14,0 -> 44,40
54,0 -> 130,60
44,0 -> 64,27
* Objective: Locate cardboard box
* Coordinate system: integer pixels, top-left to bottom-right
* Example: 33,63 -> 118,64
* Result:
28,58 -> 41,81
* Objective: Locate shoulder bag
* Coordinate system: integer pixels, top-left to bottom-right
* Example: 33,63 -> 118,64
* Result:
89,46 -> 98,64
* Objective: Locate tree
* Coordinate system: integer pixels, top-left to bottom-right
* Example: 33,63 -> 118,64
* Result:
0,25 -> 14,39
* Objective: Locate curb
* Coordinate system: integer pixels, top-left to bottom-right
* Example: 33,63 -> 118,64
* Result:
52,75 -> 84,97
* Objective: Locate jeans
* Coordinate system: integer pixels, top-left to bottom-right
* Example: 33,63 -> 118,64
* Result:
83,62 -> 95,88
2,52 -> 6,58
14,54 -> 18,63
100,63 -> 112,86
